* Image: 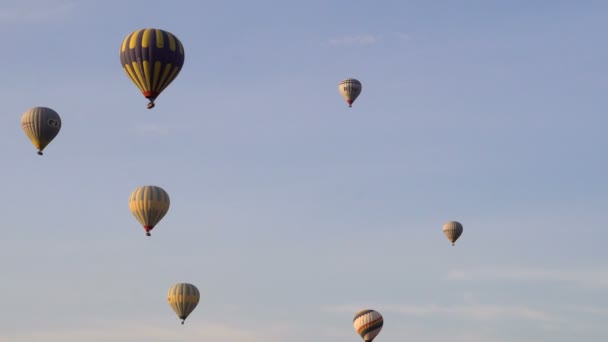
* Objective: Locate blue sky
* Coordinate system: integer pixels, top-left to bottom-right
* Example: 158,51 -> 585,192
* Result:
1,0 -> 608,341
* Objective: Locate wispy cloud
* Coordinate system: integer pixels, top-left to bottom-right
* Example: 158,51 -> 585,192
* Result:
392,31 -> 412,42
321,324 -> 497,342
0,320 -> 285,342
322,303 -> 556,322
321,303 -> 608,340
0,0 -> 76,24
327,34 -> 381,46
569,305 -> 608,315
403,331 -> 495,342
134,123 -> 170,136
325,32 -> 412,47
446,267 -> 608,289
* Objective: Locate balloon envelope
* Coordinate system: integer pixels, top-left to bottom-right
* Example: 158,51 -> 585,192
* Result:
443,221 -> 463,246
168,283 -> 200,324
353,309 -> 383,342
129,185 -> 170,236
119,28 -> 185,109
339,78 -> 362,107
21,107 -> 61,155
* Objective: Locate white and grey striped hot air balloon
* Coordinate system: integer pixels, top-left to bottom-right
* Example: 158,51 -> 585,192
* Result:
353,309 -> 383,342
442,221 -> 463,246
339,78 -> 362,107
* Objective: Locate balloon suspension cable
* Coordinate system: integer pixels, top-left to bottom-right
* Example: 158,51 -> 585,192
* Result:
37,151 -> 43,156
147,101 -> 155,109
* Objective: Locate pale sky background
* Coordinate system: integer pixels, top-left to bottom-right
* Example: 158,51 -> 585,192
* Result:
1,0 -> 608,341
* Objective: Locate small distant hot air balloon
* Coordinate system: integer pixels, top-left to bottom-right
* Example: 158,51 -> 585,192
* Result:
339,78 -> 362,107
442,221 -> 463,246
168,283 -> 200,325
129,185 -> 170,236
353,309 -> 383,342
21,107 -> 61,155
119,28 -> 185,109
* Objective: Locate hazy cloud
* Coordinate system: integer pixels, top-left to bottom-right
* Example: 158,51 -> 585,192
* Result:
327,34 -> 381,46
321,303 -> 608,340
0,320 -> 285,342
569,305 -> 608,315
394,31 -> 412,41
325,32 -> 412,47
322,303 -> 556,322
446,267 -> 608,289
134,123 -> 170,136
0,0 -> 76,24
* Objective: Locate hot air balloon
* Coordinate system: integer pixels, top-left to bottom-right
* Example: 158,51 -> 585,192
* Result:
168,283 -> 200,324
119,28 -> 185,109
353,309 -> 383,342
442,221 -> 463,246
129,185 -> 170,236
21,107 -> 61,155
339,78 -> 362,107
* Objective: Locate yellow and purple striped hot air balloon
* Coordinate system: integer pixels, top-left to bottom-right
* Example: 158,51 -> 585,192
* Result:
129,185 -> 170,237
21,107 -> 61,156
119,28 -> 185,109
353,309 -> 383,342
168,283 -> 200,325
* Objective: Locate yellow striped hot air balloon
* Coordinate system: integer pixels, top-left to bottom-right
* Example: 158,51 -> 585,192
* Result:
339,78 -> 362,107
119,28 -> 185,109
21,107 -> 61,155
168,283 -> 200,324
128,185 -> 170,236
442,221 -> 463,246
353,309 -> 383,342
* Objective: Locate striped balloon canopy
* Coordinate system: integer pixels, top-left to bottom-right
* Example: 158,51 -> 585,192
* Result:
21,106 -> 62,156
128,185 -> 170,236
339,78 -> 362,107
442,221 -> 463,246
119,28 -> 185,109
168,283 -> 200,324
353,309 -> 383,342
